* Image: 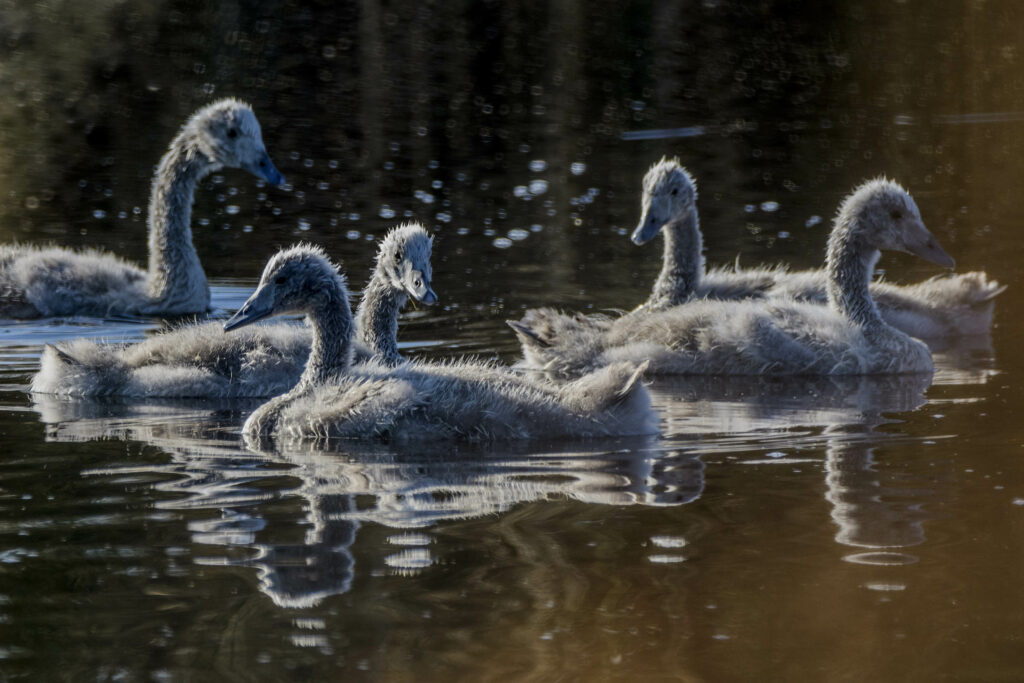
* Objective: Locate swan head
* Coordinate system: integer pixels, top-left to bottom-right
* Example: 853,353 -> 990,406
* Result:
840,178 -> 955,269
224,245 -> 348,331
377,222 -> 438,305
186,98 -> 286,186
632,157 -> 697,245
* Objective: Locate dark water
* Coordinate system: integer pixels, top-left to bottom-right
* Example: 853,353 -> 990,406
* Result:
1,1 -> 1023,680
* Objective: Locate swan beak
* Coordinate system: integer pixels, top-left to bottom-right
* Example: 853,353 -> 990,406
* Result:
420,287 -> 439,305
904,221 -> 956,269
224,291 -> 274,331
631,213 -> 662,245
244,151 -> 286,186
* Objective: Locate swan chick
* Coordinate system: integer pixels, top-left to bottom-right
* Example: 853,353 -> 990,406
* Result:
225,245 -> 657,444
0,98 -> 284,318
32,224 -> 438,398
510,178 -> 949,378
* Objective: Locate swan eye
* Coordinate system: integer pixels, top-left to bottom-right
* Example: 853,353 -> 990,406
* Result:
274,276 -> 286,285
227,127 -> 238,139
890,209 -> 902,220
414,278 -> 422,288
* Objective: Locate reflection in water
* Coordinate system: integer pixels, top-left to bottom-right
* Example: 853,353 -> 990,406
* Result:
30,358 -> 965,608
826,438 -> 929,567
34,393 -> 700,607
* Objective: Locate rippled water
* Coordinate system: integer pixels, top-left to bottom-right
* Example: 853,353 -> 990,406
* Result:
1,2 -> 1024,681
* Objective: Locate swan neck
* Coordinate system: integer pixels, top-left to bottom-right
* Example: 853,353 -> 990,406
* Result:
301,289 -> 354,386
648,209 -> 703,308
826,217 -> 884,329
145,136 -> 213,309
355,274 -> 407,366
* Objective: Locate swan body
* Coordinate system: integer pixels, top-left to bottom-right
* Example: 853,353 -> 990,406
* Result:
510,179 -> 949,378
31,224 -> 438,398
0,99 -> 284,318
225,245 -> 656,443
631,157 -> 1003,334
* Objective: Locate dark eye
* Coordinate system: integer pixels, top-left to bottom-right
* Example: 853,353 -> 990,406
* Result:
414,278 -> 422,288
274,276 -> 286,285
227,127 -> 238,139
890,209 -> 902,220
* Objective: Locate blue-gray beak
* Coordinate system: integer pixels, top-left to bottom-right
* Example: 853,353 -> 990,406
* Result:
224,294 -> 274,332
420,286 -> 439,305
244,151 -> 286,186
631,213 -> 663,245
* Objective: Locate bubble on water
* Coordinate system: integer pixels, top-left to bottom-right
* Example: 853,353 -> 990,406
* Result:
508,228 -> 529,241
493,237 -> 513,249
456,227 -> 470,236
414,190 -> 435,204
348,213 -> 360,221
864,583 -> 906,592
531,224 -> 543,232
765,451 -> 786,458
428,160 -> 439,170
328,159 -> 338,169
570,162 -> 586,175
384,548 -> 432,570
92,209 -> 106,219
435,211 -> 452,223
298,218 -> 311,231
529,159 -> 547,173
648,554 -> 686,564
650,535 -> 687,548
346,230 -> 360,240
24,196 -> 39,209
778,231 -> 790,239
388,533 -> 432,546
805,215 -> 822,227
225,205 -> 240,215
431,180 -> 443,189
243,225 -> 253,233
379,205 -> 395,219
528,180 -> 549,195
744,204 -> 756,213
513,185 -> 529,198
760,200 -> 780,212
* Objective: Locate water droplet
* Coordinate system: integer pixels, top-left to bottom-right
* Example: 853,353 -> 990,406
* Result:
513,185 -> 529,198
760,200 -> 780,212
805,215 -> 822,227
384,548 -> 432,570
92,209 -> 106,219
648,554 -> 686,563
528,179 -> 549,195
298,218 -> 311,231
242,225 -> 253,233
492,237 -> 513,249
531,224 -> 543,232
766,451 -> 786,458
346,230 -> 360,240
778,231 -> 790,239
744,204 -> 756,213
225,205 -> 240,215
508,228 -> 529,241
528,159 -> 547,173
379,205 -> 395,219
570,162 -> 586,175
24,196 -> 39,209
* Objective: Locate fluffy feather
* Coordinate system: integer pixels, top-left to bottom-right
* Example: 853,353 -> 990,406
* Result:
31,224 -> 437,398
0,99 -> 284,318
222,246 -> 657,444
511,179 -> 945,379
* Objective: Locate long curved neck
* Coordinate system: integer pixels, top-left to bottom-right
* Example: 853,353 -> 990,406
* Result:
647,209 -> 703,308
299,288 -> 355,387
354,273 -> 407,366
826,217 -> 885,330
145,135 -> 213,310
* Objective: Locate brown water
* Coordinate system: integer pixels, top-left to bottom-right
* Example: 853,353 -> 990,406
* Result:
1,1 -> 1023,681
